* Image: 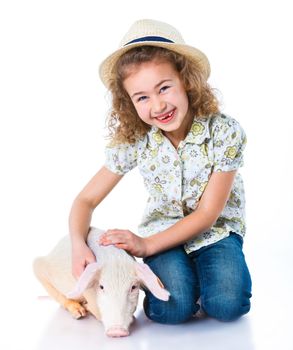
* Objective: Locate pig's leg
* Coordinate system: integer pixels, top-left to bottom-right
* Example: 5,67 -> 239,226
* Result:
42,278 -> 88,319
33,257 -> 87,319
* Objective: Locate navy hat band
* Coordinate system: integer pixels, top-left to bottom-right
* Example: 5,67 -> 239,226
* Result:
124,36 -> 174,46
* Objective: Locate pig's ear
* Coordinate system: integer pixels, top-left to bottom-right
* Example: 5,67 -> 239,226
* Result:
66,262 -> 102,299
135,262 -> 170,301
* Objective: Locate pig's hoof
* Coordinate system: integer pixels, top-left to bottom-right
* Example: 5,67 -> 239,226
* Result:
106,326 -> 129,337
65,300 -> 87,319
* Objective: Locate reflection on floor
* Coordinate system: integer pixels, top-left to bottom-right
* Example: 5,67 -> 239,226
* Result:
29,296 -> 256,350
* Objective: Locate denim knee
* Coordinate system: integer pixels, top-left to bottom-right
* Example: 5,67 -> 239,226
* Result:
202,294 -> 251,322
144,287 -> 199,324
191,233 -> 252,322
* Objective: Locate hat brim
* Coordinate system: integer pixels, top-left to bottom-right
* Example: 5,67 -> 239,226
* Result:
99,41 -> 210,88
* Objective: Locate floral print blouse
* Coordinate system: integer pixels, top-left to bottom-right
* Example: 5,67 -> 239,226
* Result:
104,114 -> 247,254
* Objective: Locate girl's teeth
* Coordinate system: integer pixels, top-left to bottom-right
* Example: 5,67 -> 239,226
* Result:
159,111 -> 172,120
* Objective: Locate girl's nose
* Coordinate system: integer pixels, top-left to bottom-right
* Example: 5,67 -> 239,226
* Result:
152,98 -> 167,114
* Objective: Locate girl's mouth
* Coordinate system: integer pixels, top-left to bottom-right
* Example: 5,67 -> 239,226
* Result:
155,109 -> 176,124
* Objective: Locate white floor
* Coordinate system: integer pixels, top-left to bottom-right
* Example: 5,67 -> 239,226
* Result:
26,298 -> 255,350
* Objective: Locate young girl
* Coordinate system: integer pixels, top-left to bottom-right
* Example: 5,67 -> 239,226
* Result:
69,19 -> 252,324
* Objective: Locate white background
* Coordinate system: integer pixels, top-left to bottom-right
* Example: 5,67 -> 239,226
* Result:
0,0 -> 292,349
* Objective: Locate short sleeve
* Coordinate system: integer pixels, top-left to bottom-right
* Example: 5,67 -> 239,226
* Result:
104,141 -> 138,175
212,115 -> 247,172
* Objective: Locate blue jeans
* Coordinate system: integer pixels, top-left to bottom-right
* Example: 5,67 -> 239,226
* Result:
143,233 -> 252,324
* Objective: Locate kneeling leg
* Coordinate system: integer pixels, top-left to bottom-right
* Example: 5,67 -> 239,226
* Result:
143,246 -> 199,325
191,234 -> 252,322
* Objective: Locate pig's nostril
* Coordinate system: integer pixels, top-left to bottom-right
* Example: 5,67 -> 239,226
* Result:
106,326 -> 129,337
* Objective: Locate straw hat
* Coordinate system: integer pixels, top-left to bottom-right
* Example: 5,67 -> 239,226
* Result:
99,19 -> 210,88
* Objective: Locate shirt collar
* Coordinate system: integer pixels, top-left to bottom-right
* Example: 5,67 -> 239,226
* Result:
148,117 -> 210,148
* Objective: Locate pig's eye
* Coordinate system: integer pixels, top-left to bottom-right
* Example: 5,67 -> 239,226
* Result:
131,285 -> 137,291
99,285 -> 104,290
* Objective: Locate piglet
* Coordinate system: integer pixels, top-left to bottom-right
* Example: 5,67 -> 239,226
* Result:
33,227 -> 170,337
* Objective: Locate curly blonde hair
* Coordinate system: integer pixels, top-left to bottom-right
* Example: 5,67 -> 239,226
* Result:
107,46 -> 220,144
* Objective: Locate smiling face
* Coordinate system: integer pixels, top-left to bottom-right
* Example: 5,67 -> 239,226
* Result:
123,60 -> 193,146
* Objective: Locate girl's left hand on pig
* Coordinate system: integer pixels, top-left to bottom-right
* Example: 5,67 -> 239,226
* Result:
99,229 -> 148,257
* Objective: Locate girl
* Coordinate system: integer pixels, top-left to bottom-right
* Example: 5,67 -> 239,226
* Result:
69,19 -> 252,324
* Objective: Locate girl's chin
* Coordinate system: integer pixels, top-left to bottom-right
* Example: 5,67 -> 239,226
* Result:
157,120 -> 179,131
155,118 -> 178,129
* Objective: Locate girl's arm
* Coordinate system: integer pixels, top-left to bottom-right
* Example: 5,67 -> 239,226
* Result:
100,170 -> 236,257
69,166 -> 123,277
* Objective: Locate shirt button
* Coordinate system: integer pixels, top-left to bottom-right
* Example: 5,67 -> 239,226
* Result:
182,153 -> 188,161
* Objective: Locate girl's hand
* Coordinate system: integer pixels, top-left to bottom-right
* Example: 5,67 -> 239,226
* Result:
71,240 -> 96,279
99,229 -> 148,257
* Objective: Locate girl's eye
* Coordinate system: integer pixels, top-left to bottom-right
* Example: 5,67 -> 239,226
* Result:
137,95 -> 148,102
160,86 -> 170,93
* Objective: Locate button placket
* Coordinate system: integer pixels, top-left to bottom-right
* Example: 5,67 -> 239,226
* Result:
173,146 -> 184,203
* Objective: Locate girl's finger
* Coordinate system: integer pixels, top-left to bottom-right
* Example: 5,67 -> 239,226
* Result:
105,233 -> 127,244
115,243 -> 128,250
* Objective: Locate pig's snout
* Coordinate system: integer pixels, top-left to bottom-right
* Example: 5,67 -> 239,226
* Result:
106,326 -> 129,337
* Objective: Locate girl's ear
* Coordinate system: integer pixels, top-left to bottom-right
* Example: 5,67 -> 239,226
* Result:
66,262 -> 102,299
134,262 -> 170,301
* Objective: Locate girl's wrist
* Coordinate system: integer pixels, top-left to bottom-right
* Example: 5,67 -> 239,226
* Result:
144,236 -> 157,257
70,234 -> 87,247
